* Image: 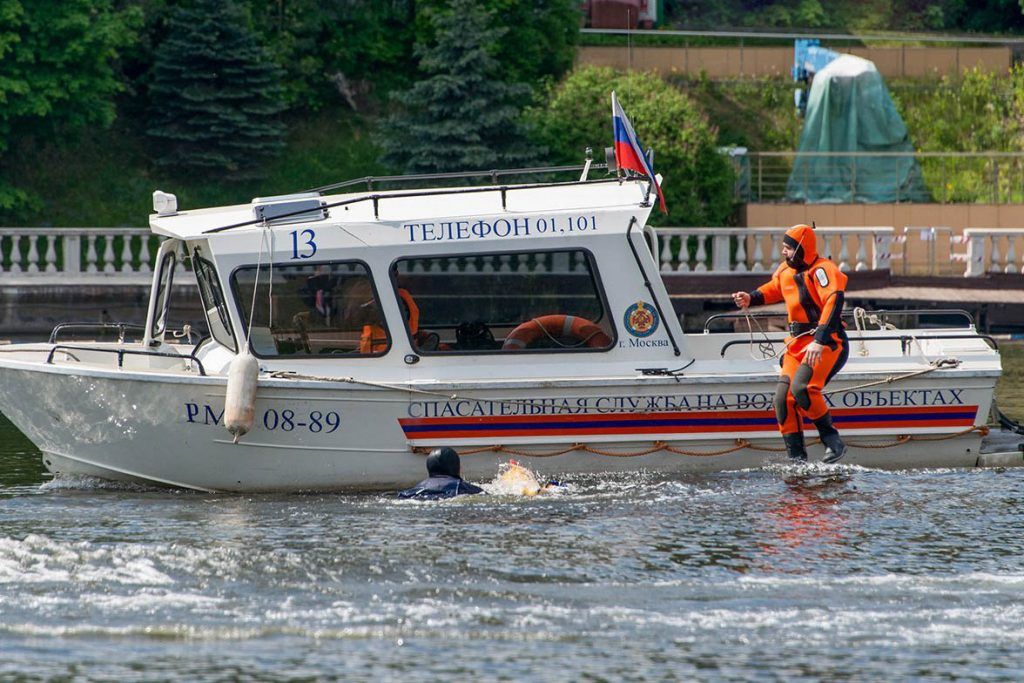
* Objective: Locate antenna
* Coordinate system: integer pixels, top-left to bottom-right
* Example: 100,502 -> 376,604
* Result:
625,8 -> 633,121
626,8 -> 633,74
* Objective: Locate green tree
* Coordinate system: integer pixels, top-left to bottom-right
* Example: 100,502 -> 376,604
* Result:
529,66 -> 735,226
0,0 -> 139,210
147,0 -> 286,178
662,0 -> 1024,32
379,0 -> 540,174
246,0 -> 416,109
414,0 -> 580,87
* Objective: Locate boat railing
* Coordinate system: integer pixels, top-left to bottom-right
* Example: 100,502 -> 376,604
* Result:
719,332 -> 999,358
0,227 -> 195,286
45,344 -> 207,376
209,173 -> 626,233
307,163 -> 610,195
48,322 -> 148,344
702,308 -> 977,333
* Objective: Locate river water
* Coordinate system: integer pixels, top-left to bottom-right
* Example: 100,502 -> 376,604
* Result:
2,344 -> 1024,680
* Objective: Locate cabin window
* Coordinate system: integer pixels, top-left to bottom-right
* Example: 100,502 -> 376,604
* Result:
193,253 -> 237,352
390,249 -> 614,354
150,250 -> 176,338
231,261 -> 390,357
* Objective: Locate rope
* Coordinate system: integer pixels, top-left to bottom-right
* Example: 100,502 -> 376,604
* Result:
244,225 -> 269,353
907,424 -> 989,441
851,306 -> 935,365
845,434 -> 911,449
530,317 -> 604,349
268,230 -> 275,331
823,357 -> 961,396
740,308 -> 961,396
748,307 -> 942,368
418,425 -> 990,460
270,358 -> 962,415
171,324 -> 194,344
268,370 -> 458,398
742,311 -> 813,361
661,439 -> 752,457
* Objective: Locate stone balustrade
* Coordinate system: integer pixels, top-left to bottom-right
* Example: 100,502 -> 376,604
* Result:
960,228 -> 1024,277
0,227 -> 193,285
654,226 -> 893,275
3,225 -> 1022,284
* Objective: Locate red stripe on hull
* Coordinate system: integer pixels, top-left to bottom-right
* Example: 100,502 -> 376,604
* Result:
400,405 -> 976,428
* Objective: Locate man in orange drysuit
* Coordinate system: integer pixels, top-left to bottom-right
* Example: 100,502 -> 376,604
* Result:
732,224 -> 850,463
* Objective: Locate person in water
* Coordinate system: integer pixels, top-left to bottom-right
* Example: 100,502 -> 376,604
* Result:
397,447 -> 484,499
731,223 -> 850,463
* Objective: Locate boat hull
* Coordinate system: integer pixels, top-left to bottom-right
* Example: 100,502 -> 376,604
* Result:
0,360 -> 1005,491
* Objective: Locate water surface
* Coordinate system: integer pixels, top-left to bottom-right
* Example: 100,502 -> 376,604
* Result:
3,412 -> 1024,680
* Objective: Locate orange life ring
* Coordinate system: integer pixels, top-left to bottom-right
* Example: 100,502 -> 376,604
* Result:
502,315 -> 611,351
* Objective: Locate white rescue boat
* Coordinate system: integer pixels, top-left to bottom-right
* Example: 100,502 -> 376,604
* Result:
0,165 -> 1019,491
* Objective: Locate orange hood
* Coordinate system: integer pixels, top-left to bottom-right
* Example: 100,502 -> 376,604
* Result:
783,223 -> 818,268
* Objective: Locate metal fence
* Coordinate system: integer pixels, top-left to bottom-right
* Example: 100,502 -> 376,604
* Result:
739,152 -> 1024,204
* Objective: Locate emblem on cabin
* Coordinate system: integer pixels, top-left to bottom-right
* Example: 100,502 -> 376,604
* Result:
624,301 -> 659,337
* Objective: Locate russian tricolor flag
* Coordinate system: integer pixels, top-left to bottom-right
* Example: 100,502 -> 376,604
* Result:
612,91 -> 667,213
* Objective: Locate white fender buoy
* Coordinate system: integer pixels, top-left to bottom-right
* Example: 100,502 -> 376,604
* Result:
224,351 -> 259,443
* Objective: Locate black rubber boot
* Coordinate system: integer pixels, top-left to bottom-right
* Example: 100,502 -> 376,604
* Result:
782,432 -> 808,462
813,414 -> 847,464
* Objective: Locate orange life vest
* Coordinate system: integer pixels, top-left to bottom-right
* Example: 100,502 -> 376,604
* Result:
359,288 -> 419,354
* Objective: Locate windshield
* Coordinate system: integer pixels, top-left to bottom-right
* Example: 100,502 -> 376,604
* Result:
150,250 -> 176,339
232,260 -> 390,357
390,248 -> 614,354
193,251 -> 237,352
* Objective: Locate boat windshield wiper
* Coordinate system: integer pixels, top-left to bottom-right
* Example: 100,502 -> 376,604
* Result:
637,359 -> 696,381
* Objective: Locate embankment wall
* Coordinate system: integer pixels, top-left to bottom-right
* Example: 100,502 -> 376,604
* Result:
578,45 -> 1012,78
0,285 -> 202,341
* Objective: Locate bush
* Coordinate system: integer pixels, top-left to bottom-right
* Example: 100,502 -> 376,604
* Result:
897,68 -> 1019,153
529,66 -> 735,226
894,66 -> 1024,202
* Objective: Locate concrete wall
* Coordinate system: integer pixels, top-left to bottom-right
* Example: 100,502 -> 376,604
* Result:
577,45 -> 1012,78
0,285 -> 203,341
744,203 -> 1024,275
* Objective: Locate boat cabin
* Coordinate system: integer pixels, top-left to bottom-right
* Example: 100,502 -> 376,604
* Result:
147,174 -> 686,378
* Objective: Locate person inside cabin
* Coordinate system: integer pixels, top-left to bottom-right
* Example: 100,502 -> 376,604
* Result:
731,223 -> 850,464
397,447 -> 484,500
301,267 -> 338,324
340,276 -> 425,354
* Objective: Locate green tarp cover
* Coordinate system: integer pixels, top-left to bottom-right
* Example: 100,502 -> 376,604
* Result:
787,54 -> 929,203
